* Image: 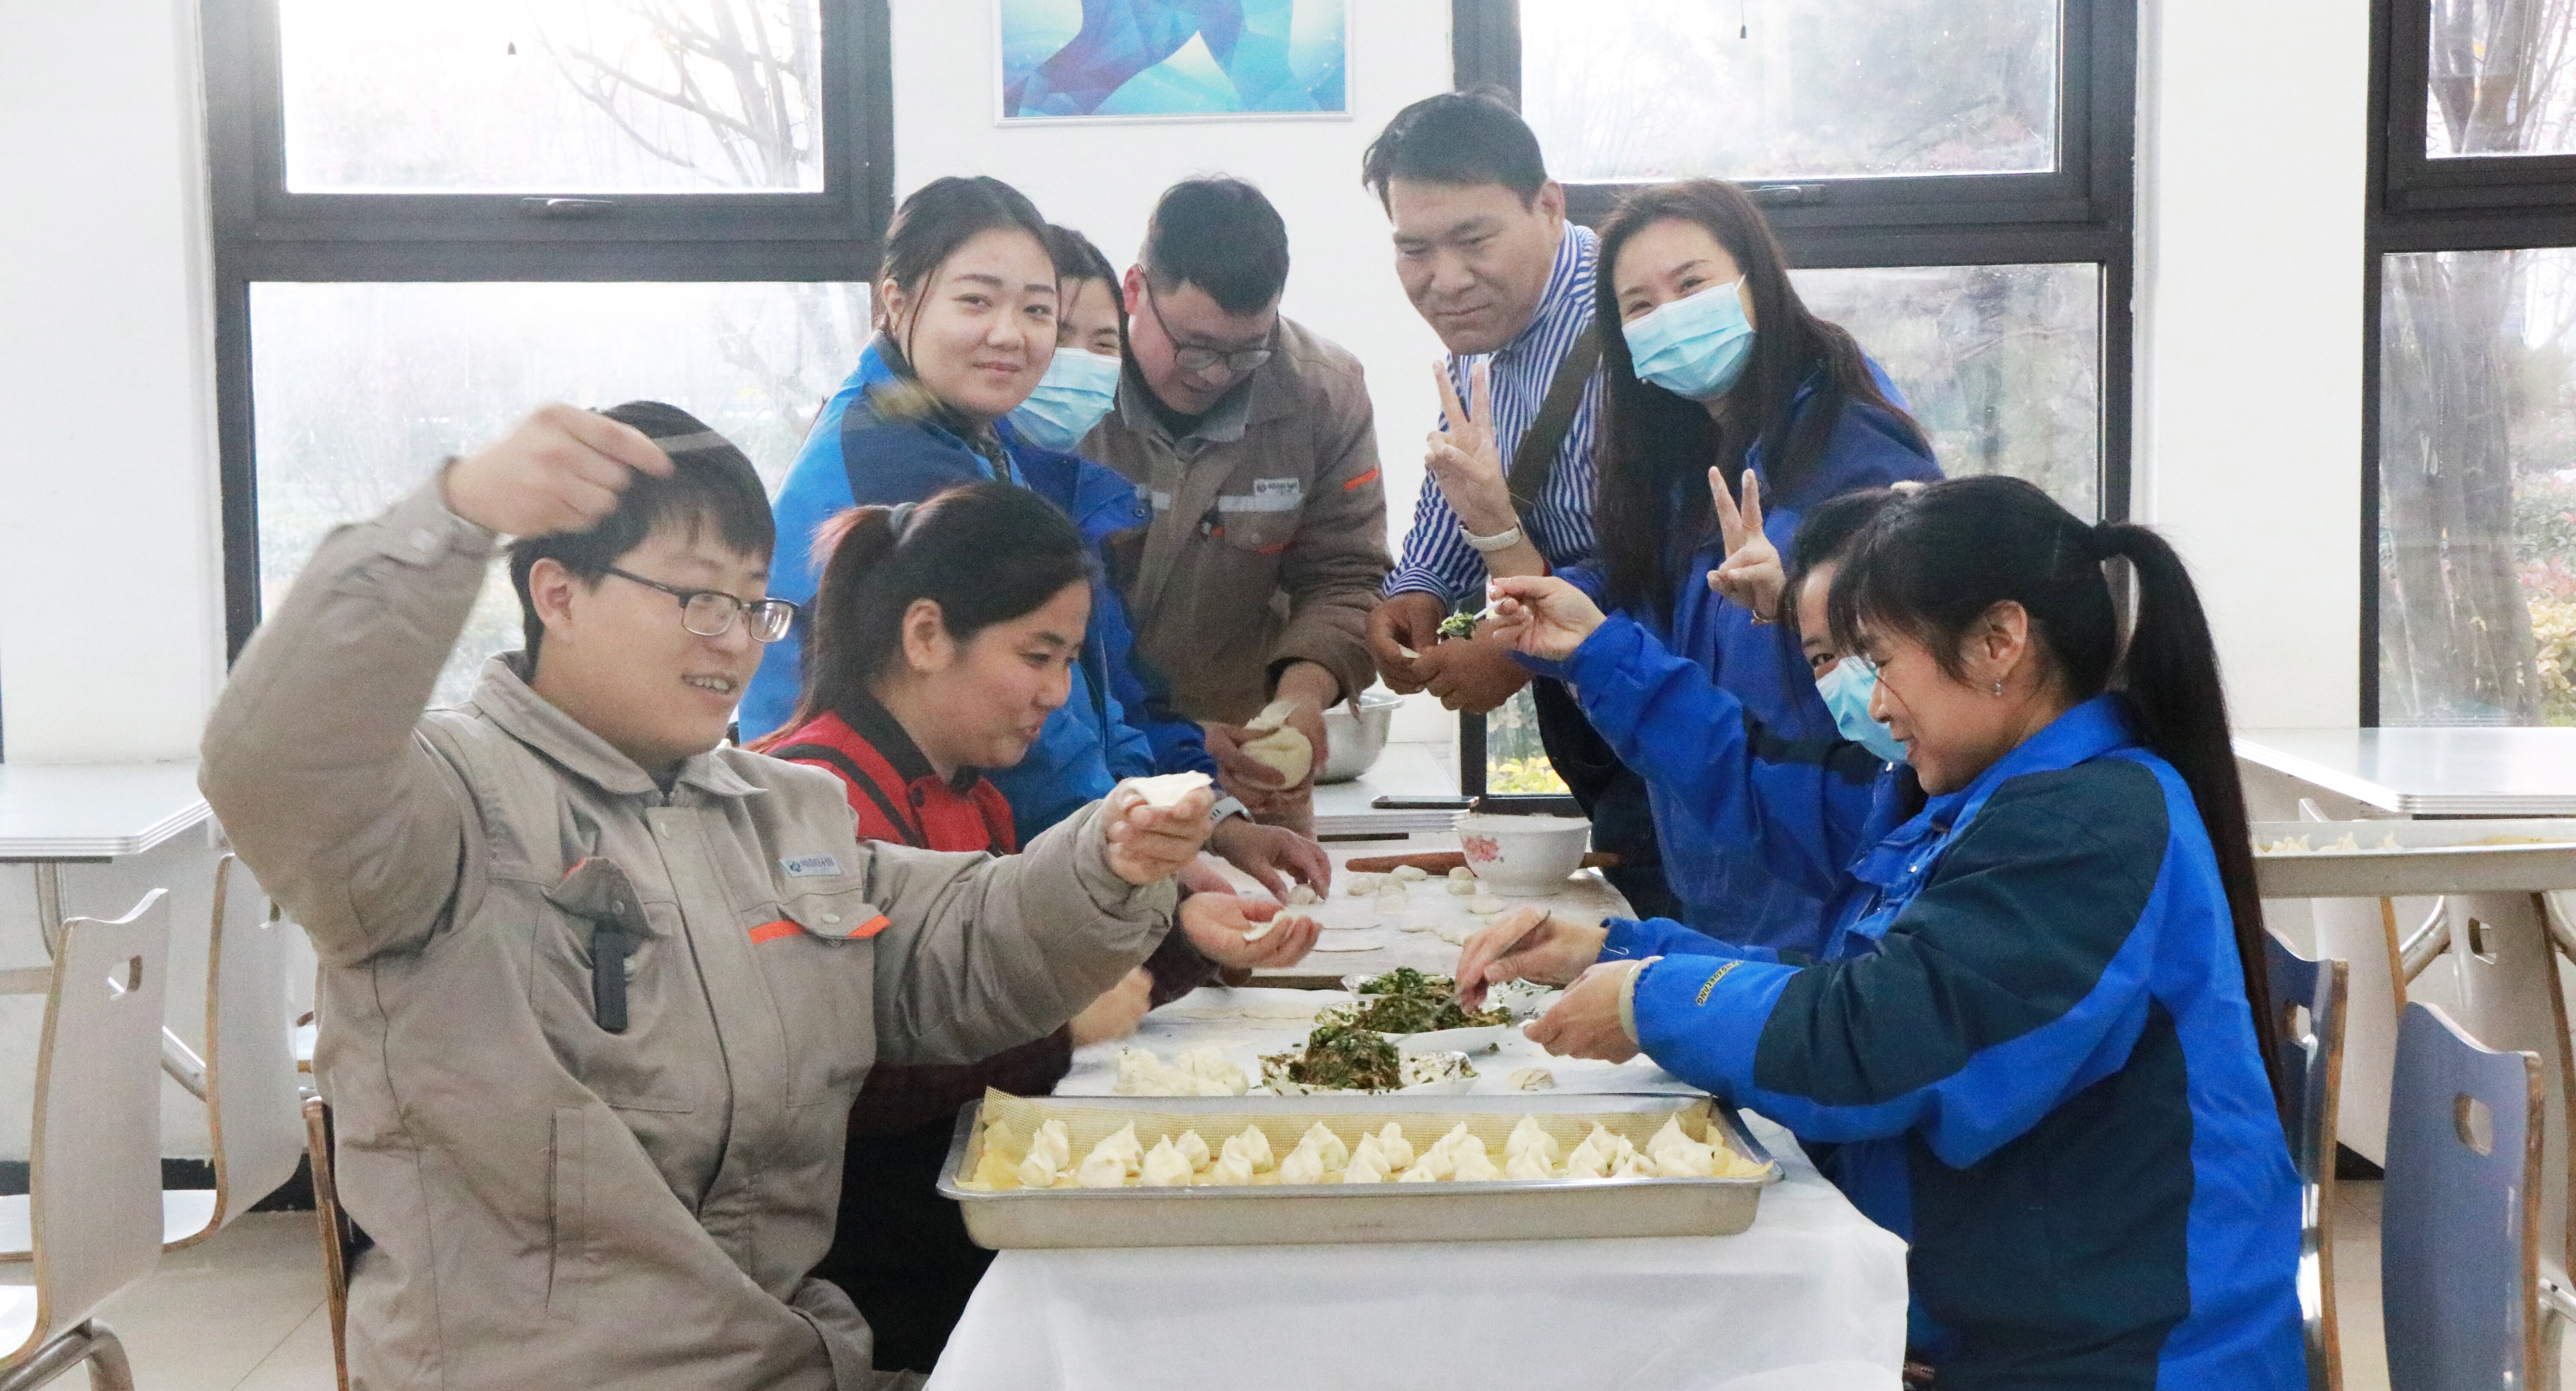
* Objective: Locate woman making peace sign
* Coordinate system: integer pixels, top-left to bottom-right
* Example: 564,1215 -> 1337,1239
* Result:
1419,179 -> 1939,955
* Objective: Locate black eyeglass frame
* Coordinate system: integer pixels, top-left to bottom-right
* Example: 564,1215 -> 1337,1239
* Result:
603,567 -> 799,642
1140,279 -> 1277,376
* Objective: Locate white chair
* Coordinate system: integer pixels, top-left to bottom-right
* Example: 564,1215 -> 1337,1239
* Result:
0,891 -> 173,1391
0,855 -> 305,1258
2265,932 -> 2348,1391
163,853 -> 306,1247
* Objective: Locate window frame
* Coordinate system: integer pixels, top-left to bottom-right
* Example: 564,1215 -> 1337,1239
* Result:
1445,0 -> 2136,798
205,0 -> 894,658
2361,0 -> 2576,724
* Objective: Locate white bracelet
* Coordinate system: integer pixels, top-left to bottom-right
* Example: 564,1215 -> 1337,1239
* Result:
1461,522 -> 1524,553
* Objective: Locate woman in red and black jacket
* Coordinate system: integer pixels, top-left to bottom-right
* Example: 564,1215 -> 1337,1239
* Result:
758,483 -> 1319,1372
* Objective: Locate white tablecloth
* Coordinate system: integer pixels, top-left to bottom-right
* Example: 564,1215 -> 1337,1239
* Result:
923,1113 -> 1909,1391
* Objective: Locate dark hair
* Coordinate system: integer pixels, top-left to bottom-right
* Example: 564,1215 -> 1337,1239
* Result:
1823,475 -> 2284,1107
1592,179 -> 1926,624
1781,487 -> 1906,637
1045,223 -> 1118,291
879,176 -> 1054,353
761,483 -> 1089,743
1141,177 -> 1289,315
507,401 -> 776,660
1360,86 -> 1548,210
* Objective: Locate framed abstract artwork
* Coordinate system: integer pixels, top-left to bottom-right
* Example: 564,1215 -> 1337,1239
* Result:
997,0 -> 1349,122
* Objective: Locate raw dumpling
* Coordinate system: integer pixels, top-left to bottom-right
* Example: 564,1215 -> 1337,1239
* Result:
1075,1149 -> 1130,1188
1391,864 -> 1429,882
1223,1125 -> 1276,1173
1504,1146 -> 1557,1181
1176,1130 -> 1213,1173
1398,1161 -> 1441,1183
1300,1122 -> 1351,1170
1283,883 -> 1321,906
1451,1147 -> 1503,1182
1240,700 -> 1316,785
1654,1145 -> 1719,1179
1279,1142 -> 1329,1186
1094,1122 -> 1144,1175
1647,1116 -> 1696,1161
1505,1116 -> 1561,1166
1140,1137 -> 1194,1187
1016,1149 -> 1063,1189
1031,1119 -> 1072,1172
1446,876 -> 1478,895
1408,1144 -> 1456,1181
1465,895 -> 1508,915
1175,1046 -> 1250,1095
1376,1122 -> 1415,1172
1350,1133 -> 1388,1175
1343,873 -> 1383,897
1610,1149 -> 1660,1179
1434,1122 -> 1476,1159
1207,1152 -> 1255,1186
1129,770 -> 1213,809
1343,1149 -> 1390,1184
1507,1067 -> 1556,1092
1448,865 -> 1477,882
1563,1145 -> 1612,1180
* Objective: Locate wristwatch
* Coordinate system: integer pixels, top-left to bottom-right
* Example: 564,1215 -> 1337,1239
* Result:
1461,522 -> 1524,553
1210,794 -> 1252,825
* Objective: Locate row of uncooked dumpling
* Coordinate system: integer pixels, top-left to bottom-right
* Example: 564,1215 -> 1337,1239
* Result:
1110,1045 -> 1251,1097
1341,866 -> 1509,916
1009,1114 -> 1764,1191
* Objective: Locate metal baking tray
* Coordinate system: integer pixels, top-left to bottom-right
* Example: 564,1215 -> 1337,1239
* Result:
936,1092 -> 1778,1249
2251,819 -> 2576,898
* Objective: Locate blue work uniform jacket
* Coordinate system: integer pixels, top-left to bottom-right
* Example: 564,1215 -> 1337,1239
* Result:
1564,613 -> 2303,1390
744,339 -> 1216,839
1546,372 -> 1940,955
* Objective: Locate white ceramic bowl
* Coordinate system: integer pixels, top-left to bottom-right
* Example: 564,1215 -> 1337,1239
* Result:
1453,812 -> 1592,896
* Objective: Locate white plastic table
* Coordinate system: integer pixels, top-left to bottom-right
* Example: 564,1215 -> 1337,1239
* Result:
2236,727 -> 2576,817
0,762 -> 213,1089
924,1110 -> 1908,1391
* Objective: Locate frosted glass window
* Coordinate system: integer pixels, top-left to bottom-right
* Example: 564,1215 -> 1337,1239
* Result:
2379,249 -> 2576,725
278,0 -> 825,193
1521,0 -> 2060,183
2424,0 -> 2576,158
1792,263 -> 2101,517
251,281 -> 868,704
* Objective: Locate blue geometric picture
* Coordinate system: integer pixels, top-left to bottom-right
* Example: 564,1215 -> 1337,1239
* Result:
998,0 -> 1349,122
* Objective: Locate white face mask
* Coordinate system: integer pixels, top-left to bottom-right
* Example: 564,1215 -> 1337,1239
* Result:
1005,349 -> 1122,452
1813,659 -> 1907,763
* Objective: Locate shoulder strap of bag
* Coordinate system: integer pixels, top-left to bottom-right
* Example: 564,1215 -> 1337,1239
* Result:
1505,323 -> 1602,520
769,741 -> 928,849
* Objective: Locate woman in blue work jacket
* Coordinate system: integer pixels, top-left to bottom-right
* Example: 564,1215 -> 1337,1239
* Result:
1458,476 -> 2302,1391
1421,178 -> 1939,956
742,176 -> 1322,893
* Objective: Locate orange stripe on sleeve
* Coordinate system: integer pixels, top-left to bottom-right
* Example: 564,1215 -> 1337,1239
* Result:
851,914 -> 890,939
1342,467 -> 1381,492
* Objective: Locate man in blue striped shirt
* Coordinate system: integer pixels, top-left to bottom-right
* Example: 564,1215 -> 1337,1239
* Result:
1362,91 -> 1678,918
1365,92 -> 1604,714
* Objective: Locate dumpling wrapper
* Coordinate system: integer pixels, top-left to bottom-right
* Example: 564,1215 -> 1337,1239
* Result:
1300,1122 -> 1351,1170
1278,1143 -> 1329,1186
1075,1150 -> 1130,1188
1016,1150 -> 1063,1189
1176,1130 -> 1213,1172
1283,884 -> 1321,906
1466,895 -> 1509,915
1240,700 -> 1315,785
1129,770 -> 1213,809
1242,911 -> 1316,945
1140,1137 -> 1194,1187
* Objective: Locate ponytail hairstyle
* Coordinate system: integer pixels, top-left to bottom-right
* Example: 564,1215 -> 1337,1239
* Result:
1823,475 -> 2283,1107
755,482 -> 1089,746
1592,179 -> 1926,624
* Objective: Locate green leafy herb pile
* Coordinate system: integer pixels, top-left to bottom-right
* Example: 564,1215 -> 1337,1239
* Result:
1261,1024 -> 1403,1091
1437,609 -> 1482,640
1334,967 -> 1510,1034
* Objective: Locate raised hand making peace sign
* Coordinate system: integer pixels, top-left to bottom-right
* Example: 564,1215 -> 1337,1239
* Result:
1423,360 -> 1521,539
1706,465 -> 1787,622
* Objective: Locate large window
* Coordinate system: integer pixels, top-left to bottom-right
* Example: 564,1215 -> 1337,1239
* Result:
207,0 -> 891,659
2370,0 -> 2576,725
1453,0 -> 2133,795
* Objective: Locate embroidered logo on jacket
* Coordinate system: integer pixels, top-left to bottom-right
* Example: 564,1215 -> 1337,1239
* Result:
1695,961 -> 1742,1006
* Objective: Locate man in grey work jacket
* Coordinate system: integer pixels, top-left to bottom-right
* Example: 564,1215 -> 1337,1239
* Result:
1081,176 -> 1392,834
202,402 -> 1220,1390
1360,88 -> 1675,918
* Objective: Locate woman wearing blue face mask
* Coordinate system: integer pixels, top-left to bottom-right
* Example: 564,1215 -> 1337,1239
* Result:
1424,179 -> 1941,956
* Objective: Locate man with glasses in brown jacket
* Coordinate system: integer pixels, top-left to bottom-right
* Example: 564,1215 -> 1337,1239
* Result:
1081,177 -> 1392,834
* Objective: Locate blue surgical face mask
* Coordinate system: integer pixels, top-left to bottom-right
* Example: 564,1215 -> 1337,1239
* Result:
1623,278 -> 1756,402
1006,349 -> 1123,452
1813,659 -> 1908,764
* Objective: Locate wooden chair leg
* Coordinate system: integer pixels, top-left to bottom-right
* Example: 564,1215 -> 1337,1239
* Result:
302,1098 -> 350,1391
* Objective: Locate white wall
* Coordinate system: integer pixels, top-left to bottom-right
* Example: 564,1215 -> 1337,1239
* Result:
2132,0 -> 2370,728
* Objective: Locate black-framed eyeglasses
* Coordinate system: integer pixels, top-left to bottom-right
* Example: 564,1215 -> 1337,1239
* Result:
603,567 -> 798,643
1142,281 -> 1276,376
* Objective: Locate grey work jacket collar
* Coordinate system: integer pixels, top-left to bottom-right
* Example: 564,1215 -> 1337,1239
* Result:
472,654 -> 764,801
